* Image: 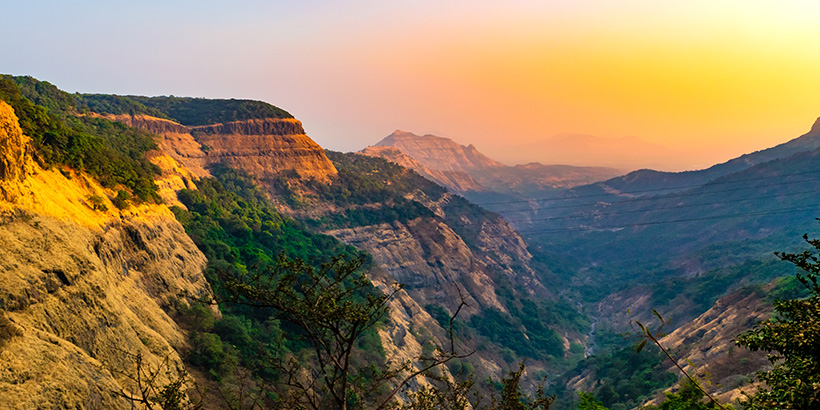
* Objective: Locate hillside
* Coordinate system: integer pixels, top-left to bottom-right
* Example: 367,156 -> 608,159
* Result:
0,96 -> 214,408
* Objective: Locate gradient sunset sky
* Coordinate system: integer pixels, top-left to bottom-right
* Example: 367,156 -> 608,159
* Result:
3,0 -> 820,170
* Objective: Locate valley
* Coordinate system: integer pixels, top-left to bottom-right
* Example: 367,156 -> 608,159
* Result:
1,75 -> 818,410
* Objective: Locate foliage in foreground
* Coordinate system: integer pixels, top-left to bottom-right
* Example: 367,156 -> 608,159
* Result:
734,230 -> 820,410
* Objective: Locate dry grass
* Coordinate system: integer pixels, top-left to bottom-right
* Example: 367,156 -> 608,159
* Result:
0,315 -> 22,349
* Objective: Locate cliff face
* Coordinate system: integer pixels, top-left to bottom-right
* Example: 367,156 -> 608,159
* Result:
0,102 -> 32,201
0,104 -> 212,409
194,118 -> 336,183
104,114 -> 337,183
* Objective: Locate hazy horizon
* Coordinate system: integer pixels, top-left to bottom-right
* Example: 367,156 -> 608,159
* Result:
4,1 -> 820,172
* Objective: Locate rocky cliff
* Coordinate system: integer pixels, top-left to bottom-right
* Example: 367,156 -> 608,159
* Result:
104,114 -> 337,183
0,102 -> 32,201
0,102 -> 213,409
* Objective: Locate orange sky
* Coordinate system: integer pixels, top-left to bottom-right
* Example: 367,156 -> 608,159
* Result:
4,1 -> 820,171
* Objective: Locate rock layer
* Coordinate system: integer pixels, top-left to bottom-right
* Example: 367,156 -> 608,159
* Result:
104,114 -> 337,183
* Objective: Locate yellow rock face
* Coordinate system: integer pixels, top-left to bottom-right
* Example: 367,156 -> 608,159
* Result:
0,101 -> 32,201
0,101 -> 213,409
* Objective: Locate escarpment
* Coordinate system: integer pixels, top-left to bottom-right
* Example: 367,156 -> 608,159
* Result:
104,114 -> 337,183
0,106 -> 212,409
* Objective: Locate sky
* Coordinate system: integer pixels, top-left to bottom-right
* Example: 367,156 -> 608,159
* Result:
3,0 -> 820,171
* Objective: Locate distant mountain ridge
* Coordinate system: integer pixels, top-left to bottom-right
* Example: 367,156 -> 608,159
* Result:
367,130 -> 621,195
587,116 -> 820,197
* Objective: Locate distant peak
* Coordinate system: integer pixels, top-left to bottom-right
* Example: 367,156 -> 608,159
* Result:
812,117 -> 820,133
388,130 -> 418,138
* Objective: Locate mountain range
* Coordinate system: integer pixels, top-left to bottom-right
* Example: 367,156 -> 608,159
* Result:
1,74 -> 817,409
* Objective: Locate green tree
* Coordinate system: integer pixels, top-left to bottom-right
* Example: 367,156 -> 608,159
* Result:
642,381 -> 720,410
219,254 -> 470,410
577,392 -> 608,410
735,231 -> 820,410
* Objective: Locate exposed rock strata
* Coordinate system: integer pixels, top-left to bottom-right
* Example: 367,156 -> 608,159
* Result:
103,114 -> 337,183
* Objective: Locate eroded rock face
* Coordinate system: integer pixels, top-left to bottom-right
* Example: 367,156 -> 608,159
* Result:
648,289 -> 772,406
196,127 -> 337,183
326,193 -> 544,318
0,102 -> 31,200
0,108 -> 212,409
104,114 -> 337,183
0,209 -> 211,409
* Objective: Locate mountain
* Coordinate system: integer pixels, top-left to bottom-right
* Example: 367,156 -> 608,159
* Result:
505,121 -> 820,347
3,74 -> 812,409
575,117 -> 820,198
374,130 -> 504,172
367,130 -> 621,196
0,75 -> 595,407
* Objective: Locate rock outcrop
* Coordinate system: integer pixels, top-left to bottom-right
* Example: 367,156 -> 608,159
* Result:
103,114 -> 337,183
0,106 -> 212,409
194,118 -> 336,183
0,102 -> 32,201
